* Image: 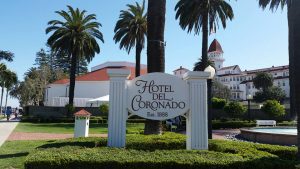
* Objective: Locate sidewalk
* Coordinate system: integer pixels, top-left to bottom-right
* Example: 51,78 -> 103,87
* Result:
0,117 -> 20,147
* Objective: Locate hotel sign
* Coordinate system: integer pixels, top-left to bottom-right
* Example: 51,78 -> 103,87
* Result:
127,73 -> 189,120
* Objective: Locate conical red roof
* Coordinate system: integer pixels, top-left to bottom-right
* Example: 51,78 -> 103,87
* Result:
74,109 -> 91,116
208,39 -> 223,53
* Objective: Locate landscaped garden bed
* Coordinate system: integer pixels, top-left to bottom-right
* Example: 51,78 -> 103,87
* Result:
21,133 -> 299,169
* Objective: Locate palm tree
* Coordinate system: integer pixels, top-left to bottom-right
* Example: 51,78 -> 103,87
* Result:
114,0 -> 147,77
0,50 -> 14,62
258,0 -> 300,160
0,63 -> 6,114
4,70 -> 17,113
144,0 -> 166,135
46,6 -> 104,109
175,0 -> 234,71
0,67 -> 9,115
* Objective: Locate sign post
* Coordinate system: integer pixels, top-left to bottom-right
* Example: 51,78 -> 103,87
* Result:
107,69 -> 210,150
183,71 -> 210,150
107,69 -> 130,148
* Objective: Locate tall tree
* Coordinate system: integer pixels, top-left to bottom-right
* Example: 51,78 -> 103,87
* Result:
175,0 -> 234,71
46,6 -> 104,109
114,0 -> 147,77
35,49 -> 49,67
0,50 -> 14,62
258,0 -> 300,159
4,70 -> 17,112
0,67 -> 9,114
144,0 -> 166,135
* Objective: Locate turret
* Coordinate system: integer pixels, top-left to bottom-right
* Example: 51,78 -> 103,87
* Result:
208,39 -> 225,71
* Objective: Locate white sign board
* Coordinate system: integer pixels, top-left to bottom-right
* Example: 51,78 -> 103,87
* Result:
127,73 -> 189,120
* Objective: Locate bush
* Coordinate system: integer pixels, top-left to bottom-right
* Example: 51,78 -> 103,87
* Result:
99,104 -> 109,116
25,133 -> 298,169
212,97 -> 226,109
224,102 -> 246,118
262,100 -> 285,117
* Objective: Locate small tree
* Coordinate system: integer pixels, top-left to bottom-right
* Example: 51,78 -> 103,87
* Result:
253,72 -> 273,91
262,100 -> 285,118
254,86 -> 286,103
212,97 -> 226,109
212,81 -> 231,100
224,102 -> 246,118
99,104 -> 109,116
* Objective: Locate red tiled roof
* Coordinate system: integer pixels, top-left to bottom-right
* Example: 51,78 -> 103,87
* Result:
208,39 -> 224,53
52,79 -> 70,84
51,66 -> 147,85
74,109 -> 91,116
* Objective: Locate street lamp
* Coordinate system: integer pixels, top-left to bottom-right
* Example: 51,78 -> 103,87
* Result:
246,94 -> 253,122
204,65 -> 216,139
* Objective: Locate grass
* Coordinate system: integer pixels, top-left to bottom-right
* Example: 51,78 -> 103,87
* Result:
0,140 -> 47,169
14,122 -> 144,134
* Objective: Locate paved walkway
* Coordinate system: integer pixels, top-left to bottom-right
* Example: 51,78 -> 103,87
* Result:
7,130 -> 239,141
0,117 -> 20,147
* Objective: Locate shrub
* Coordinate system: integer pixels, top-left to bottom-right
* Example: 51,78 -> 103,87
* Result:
99,104 -> 109,116
261,100 -> 285,117
224,102 -> 246,118
212,97 -> 226,109
25,133 -> 298,169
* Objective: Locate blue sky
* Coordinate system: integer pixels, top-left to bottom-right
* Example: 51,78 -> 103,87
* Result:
0,0 -> 288,107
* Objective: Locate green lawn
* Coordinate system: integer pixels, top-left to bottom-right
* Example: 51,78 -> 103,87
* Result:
0,140 -> 47,169
14,122 -> 144,134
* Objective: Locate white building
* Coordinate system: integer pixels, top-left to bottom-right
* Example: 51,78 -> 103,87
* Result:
44,61 -> 147,107
174,39 -> 290,101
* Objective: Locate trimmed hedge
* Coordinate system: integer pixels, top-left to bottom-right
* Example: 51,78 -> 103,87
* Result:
25,133 -> 299,169
212,120 -> 256,129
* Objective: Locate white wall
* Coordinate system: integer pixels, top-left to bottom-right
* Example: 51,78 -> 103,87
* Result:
45,81 -> 110,107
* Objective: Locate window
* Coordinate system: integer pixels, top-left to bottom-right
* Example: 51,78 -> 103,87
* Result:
278,81 -> 281,87
230,78 -> 232,81
233,77 -> 236,81
283,81 -> 286,86
237,86 -> 240,90
237,93 -> 240,99
230,86 -> 232,89
233,85 -> 236,90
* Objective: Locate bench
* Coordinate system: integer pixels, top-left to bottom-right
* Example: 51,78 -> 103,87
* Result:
256,120 -> 276,127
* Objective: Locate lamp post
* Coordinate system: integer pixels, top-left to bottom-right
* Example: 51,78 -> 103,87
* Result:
246,94 -> 253,122
204,65 -> 216,139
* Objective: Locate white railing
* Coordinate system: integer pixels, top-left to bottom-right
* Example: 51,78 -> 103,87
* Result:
46,97 -> 93,107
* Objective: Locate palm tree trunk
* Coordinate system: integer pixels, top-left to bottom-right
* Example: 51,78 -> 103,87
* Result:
289,0 -> 300,160
135,43 -> 142,77
68,53 -> 77,115
4,88 -> 8,113
144,0 -> 166,135
201,13 -> 209,71
0,86 -> 4,116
